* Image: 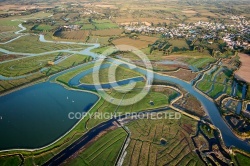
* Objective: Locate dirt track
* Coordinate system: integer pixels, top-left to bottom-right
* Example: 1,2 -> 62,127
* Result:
235,53 -> 250,83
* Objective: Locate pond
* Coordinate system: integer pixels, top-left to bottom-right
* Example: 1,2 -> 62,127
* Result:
0,82 -> 99,150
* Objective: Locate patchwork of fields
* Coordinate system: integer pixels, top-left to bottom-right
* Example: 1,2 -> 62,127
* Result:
123,112 -> 204,166
1,35 -> 86,53
196,65 -> 242,99
112,37 -> 157,49
0,53 -> 92,92
64,128 -> 127,166
0,1 -> 250,165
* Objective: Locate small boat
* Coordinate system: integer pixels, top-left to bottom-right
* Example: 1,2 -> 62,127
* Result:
67,96 -> 69,100
72,100 -> 74,103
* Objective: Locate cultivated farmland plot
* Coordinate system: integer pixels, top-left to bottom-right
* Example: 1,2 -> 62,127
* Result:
0,32 -> 19,42
1,35 -> 86,53
112,37 -> 156,49
0,53 -> 60,77
0,18 -> 22,33
123,113 -> 205,166
56,30 -> 90,41
63,128 -> 127,166
1,0 -> 250,165
91,29 -> 123,36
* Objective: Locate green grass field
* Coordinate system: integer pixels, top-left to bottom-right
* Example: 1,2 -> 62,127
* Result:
196,66 -> 237,99
200,123 -> 214,139
81,24 -> 96,30
91,46 -> 111,54
120,48 -> 216,71
175,49 -> 212,57
94,23 -> 119,30
63,88 -> 180,165
92,20 -> 113,24
32,24 -> 54,31
184,57 -> 216,70
80,65 -> 142,84
87,36 -> 110,45
218,50 -> 235,58
21,11 -> 52,19
123,110 -> 204,165
197,80 -> 212,92
235,152 -> 250,166
0,18 -> 22,32
46,54 -> 92,75
56,63 -> 95,84
0,72 -> 45,92
65,128 -> 127,166
208,83 -> 225,98
74,19 -> 91,25
1,2 -> 249,165
0,32 -> 19,42
1,35 -> 86,53
168,39 -> 190,51
86,86 -> 179,129
0,155 -> 22,166
0,82 -> 178,165
0,53 -> 60,77
0,53 -> 92,91
120,48 -> 164,61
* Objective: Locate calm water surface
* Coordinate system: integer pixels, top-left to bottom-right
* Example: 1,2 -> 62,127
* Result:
0,82 -> 99,150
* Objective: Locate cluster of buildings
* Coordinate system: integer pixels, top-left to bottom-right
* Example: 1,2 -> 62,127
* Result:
62,25 -> 80,31
125,25 -> 166,34
123,15 -> 250,50
223,16 -> 250,49
223,35 -> 249,49
82,9 -> 100,15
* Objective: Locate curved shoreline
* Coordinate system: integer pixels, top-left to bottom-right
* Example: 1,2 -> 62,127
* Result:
1,23 -> 250,153
0,60 -> 95,97
107,58 -> 250,152
0,83 -> 101,153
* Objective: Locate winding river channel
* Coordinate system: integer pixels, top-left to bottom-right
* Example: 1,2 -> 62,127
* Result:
0,24 -> 250,152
